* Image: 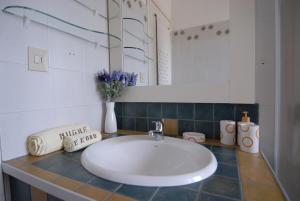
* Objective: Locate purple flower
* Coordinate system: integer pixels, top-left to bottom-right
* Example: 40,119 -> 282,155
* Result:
96,69 -> 138,101
97,69 -> 112,83
128,72 -> 138,86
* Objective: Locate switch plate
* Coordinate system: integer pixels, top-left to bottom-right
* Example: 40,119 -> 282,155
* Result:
140,72 -> 145,83
28,47 -> 49,72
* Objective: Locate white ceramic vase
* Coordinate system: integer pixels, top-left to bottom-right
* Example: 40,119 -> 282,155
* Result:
105,102 -> 117,133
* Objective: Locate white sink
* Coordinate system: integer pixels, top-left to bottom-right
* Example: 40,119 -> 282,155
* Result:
81,135 -> 217,187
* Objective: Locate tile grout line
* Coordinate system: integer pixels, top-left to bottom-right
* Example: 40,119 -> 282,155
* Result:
134,103 -> 137,131
103,184 -> 123,201
193,181 -> 205,201
234,104 -> 237,122
148,187 -> 160,201
212,104 -> 216,139
199,190 -> 241,201
159,103 -> 162,119
193,103 -> 196,132
235,150 -> 244,201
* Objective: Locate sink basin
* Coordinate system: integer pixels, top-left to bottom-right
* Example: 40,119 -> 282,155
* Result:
81,135 -> 217,187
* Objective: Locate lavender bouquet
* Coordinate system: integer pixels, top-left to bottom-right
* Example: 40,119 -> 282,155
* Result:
96,70 -> 138,102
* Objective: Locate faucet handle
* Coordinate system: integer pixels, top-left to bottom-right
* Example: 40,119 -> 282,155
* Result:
152,121 -> 163,132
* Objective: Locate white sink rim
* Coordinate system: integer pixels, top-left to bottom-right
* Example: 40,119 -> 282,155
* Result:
81,135 -> 217,187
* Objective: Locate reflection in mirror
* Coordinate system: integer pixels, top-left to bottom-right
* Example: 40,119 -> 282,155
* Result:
108,0 -> 230,86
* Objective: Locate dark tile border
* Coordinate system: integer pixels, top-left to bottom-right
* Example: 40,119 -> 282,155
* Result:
116,102 -> 259,139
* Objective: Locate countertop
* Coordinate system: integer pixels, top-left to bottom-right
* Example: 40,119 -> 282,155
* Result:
2,133 -> 285,201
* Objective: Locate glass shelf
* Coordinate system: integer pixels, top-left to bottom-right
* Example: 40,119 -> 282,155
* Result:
123,17 -> 144,26
123,17 -> 153,40
108,0 -> 121,20
123,29 -> 152,45
124,46 -> 153,63
2,5 -> 121,48
124,46 -> 145,53
124,54 -> 148,64
72,0 -> 107,20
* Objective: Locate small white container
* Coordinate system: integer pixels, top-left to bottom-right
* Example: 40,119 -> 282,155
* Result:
240,125 -> 259,153
183,132 -> 205,143
237,122 -> 255,145
220,120 -> 236,145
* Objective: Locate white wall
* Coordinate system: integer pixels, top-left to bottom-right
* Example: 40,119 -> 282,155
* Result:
152,0 -> 172,20
171,0 -> 229,30
255,0 -> 276,168
228,0 -> 255,103
0,0 -> 108,199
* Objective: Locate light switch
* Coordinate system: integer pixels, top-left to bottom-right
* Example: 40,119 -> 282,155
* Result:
34,55 -> 42,64
28,47 -> 49,72
140,72 -> 145,83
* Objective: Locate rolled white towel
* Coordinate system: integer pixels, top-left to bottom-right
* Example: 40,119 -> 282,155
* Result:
27,124 -> 90,156
63,130 -> 102,152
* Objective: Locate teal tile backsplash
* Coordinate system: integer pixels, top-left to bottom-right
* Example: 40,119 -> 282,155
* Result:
162,103 -> 177,118
116,102 -> 259,139
178,103 -> 194,119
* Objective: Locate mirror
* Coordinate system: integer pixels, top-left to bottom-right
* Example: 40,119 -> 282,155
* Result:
108,0 -> 230,87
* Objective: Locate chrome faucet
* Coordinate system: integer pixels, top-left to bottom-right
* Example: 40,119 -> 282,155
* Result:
148,120 -> 164,141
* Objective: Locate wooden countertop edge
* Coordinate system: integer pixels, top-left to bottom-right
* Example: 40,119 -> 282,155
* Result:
3,131 -> 286,201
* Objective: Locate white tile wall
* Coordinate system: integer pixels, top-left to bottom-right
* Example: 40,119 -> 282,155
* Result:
0,0 -> 109,199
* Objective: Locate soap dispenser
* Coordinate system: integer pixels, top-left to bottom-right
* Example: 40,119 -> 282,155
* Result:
241,111 -> 251,123
237,111 -> 254,146
238,111 -> 260,153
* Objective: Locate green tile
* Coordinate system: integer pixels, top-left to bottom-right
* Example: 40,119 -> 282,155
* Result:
214,122 -> 221,139
197,192 -> 239,201
33,154 -> 70,170
211,146 -> 236,156
181,181 -> 202,191
214,152 -> 237,165
115,102 -> 123,116
136,103 -> 147,117
62,150 -> 83,162
117,185 -> 157,201
136,118 -> 148,132
122,117 -> 135,130
147,103 -> 162,118
44,158 -> 95,183
88,177 -> 121,192
215,163 -> 239,179
178,103 -> 194,119
162,103 -> 178,118
124,103 -> 136,117
178,120 -> 194,136
201,176 -> 241,200
117,116 -> 123,129
152,187 -> 197,201
195,104 -> 213,121
194,121 -> 214,139
214,104 -> 235,121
